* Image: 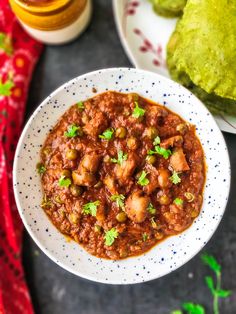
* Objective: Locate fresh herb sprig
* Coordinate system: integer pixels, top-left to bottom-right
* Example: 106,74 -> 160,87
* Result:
110,194 -> 125,209
82,201 -> 100,216
76,101 -> 84,110
170,170 -> 181,184
36,162 -> 46,174
104,228 -> 119,246
99,128 -> 114,140
58,175 -> 71,187
64,124 -> 82,138
111,150 -> 128,165
132,101 -> 145,118
171,254 -> 231,314
137,171 -> 149,186
148,145 -> 172,159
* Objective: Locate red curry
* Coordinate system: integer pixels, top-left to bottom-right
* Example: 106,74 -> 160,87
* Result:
38,91 -> 205,260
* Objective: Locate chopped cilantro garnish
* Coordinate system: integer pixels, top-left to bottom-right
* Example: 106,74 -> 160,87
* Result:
58,175 -> 71,188
99,128 -> 114,140
173,198 -> 183,206
111,150 -> 128,165
137,171 -> 149,186
153,136 -> 161,146
76,101 -> 84,110
104,228 -> 119,246
148,145 -> 172,159
170,171 -> 181,184
110,194 -> 125,209
36,163 -> 46,174
147,203 -> 156,215
132,101 -> 145,118
82,200 -> 100,216
64,124 -> 82,138
142,233 -> 148,241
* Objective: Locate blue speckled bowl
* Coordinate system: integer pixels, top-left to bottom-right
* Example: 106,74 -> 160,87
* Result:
13,68 -> 231,284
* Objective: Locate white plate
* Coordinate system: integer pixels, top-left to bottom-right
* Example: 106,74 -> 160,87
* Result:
113,0 -> 236,134
13,68 -> 230,284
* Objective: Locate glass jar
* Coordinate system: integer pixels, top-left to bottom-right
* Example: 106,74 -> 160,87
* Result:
9,0 -> 92,44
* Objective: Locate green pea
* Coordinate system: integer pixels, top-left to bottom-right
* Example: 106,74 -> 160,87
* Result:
146,155 -> 157,164
94,225 -> 102,233
115,127 -> 127,139
70,184 -> 83,197
144,127 -> 158,139
69,213 -> 79,224
158,195 -> 170,205
66,149 -> 79,160
127,137 -> 138,150
116,211 -> 127,222
61,169 -> 72,178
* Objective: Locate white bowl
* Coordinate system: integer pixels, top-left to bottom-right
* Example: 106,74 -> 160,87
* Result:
13,68 -> 231,284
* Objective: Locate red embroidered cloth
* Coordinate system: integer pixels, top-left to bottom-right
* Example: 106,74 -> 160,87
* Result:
0,1 -> 42,313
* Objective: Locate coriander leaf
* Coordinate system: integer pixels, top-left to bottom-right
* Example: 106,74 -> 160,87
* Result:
148,145 -> 171,159
147,203 -> 156,215
58,175 -> 71,188
173,198 -> 183,206
0,78 -> 14,96
64,124 -> 82,138
110,194 -> 125,209
82,200 -> 100,216
99,128 -> 114,140
36,162 -> 46,174
137,171 -> 149,186
182,302 -> 205,314
171,311 -> 183,314
170,171 -> 181,184
104,228 -> 119,246
111,150 -> 128,165
142,233 -> 148,241
77,101 -> 84,109
153,136 -> 161,146
132,101 -> 145,118
205,276 -> 215,295
216,289 -> 232,298
201,254 -> 221,275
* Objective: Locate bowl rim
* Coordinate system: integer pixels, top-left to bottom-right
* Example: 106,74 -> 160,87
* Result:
13,67 -> 231,284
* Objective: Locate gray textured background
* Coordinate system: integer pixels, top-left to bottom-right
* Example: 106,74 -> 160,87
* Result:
23,1 -> 236,313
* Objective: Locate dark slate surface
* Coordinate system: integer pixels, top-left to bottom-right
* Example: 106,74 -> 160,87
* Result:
23,1 -> 236,313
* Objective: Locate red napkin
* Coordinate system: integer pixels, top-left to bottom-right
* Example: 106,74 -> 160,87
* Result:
0,1 -> 43,313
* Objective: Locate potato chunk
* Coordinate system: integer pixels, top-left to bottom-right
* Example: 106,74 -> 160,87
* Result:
83,111 -> 108,137
160,135 -> 183,149
80,153 -> 101,173
115,152 -> 138,183
125,191 -> 150,223
170,148 -> 190,172
72,171 -> 96,187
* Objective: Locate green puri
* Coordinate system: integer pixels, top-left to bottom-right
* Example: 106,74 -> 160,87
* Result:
167,0 -> 236,115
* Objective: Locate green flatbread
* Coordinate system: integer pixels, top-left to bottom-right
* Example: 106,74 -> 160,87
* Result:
149,0 -> 186,17
167,0 -> 236,115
